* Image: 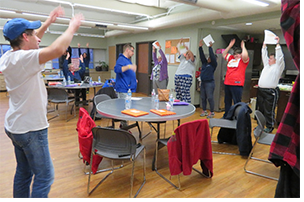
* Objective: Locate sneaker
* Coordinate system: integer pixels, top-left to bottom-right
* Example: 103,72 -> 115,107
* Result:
264,127 -> 274,133
207,112 -> 215,119
200,111 -> 208,117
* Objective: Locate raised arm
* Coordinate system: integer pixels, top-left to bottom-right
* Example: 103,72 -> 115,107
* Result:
36,6 -> 64,39
78,43 -> 81,57
240,40 -> 249,63
152,45 -> 158,64
86,43 -> 90,61
158,46 -> 167,66
199,39 -> 207,64
39,13 -> 84,65
208,42 -> 217,67
261,42 -> 269,67
275,37 -> 285,71
62,52 -> 70,79
222,39 -> 235,59
78,55 -> 86,76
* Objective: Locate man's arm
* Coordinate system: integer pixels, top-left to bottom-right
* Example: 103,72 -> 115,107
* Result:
39,13 -> 84,65
275,37 -> 285,72
261,42 -> 268,67
36,6 -> 64,39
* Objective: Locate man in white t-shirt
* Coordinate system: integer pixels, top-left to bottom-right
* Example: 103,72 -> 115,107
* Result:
257,36 -> 285,133
0,7 -> 83,198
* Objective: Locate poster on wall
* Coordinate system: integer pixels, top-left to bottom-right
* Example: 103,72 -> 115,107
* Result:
165,37 -> 190,65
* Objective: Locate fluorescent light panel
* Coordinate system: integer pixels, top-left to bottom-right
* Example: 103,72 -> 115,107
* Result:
117,24 -> 149,30
73,3 -> 151,18
242,0 -> 269,7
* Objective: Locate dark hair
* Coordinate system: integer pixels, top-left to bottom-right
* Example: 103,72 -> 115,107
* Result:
233,47 -> 242,54
5,29 -> 34,48
269,53 -> 275,57
123,43 -> 134,52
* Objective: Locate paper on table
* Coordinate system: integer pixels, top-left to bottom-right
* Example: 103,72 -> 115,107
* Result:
264,30 -> 277,44
203,34 -> 215,46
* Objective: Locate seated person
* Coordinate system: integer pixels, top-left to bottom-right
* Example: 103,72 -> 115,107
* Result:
62,53 -> 87,105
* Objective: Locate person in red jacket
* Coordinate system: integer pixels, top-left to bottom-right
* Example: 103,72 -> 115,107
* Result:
222,39 -> 249,118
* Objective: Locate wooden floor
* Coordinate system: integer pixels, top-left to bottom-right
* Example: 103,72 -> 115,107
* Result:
0,89 -> 280,198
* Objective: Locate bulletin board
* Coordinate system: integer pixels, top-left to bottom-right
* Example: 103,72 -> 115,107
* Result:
165,37 -> 190,65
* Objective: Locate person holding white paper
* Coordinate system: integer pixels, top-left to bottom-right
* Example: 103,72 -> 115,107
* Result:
174,38 -> 195,103
257,36 -> 285,133
199,40 -> 217,118
151,43 -> 168,91
222,39 -> 249,118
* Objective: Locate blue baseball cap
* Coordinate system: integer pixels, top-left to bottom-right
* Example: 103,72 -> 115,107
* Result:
3,18 -> 41,41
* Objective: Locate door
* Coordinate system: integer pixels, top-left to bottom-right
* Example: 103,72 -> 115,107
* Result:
136,42 -> 153,95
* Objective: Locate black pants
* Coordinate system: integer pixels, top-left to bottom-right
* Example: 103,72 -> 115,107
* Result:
75,89 -> 87,103
257,87 -> 279,128
275,164 -> 300,198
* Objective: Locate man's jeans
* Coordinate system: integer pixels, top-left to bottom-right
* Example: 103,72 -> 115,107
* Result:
5,128 -> 54,198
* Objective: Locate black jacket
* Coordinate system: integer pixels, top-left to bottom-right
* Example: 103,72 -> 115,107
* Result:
218,102 -> 252,156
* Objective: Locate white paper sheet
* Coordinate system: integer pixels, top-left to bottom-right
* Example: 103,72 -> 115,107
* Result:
203,34 -> 215,47
264,30 -> 278,44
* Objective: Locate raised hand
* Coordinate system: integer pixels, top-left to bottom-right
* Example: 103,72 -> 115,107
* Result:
48,6 -> 64,24
68,13 -> 84,33
199,39 -> 203,47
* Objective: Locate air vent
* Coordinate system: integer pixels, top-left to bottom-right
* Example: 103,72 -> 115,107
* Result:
180,0 -> 198,3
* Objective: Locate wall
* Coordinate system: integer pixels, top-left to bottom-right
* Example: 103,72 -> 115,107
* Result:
106,23 -> 201,104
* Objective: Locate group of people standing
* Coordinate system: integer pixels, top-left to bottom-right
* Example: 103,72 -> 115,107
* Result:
0,0 -> 293,197
114,36 -> 285,132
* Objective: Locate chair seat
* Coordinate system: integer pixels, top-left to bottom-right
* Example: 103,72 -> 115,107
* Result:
254,128 -> 275,145
95,144 -> 145,160
209,118 -> 237,129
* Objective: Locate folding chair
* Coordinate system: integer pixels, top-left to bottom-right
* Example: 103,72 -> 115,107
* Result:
208,105 -> 240,155
93,94 -> 121,127
87,127 -> 146,198
155,119 -> 213,190
47,88 -> 76,121
244,110 -> 278,180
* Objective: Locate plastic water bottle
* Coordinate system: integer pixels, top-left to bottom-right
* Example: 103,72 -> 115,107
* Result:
154,94 -> 159,110
151,89 -> 156,105
169,93 -> 174,110
125,89 -> 132,109
67,76 -> 71,85
89,77 -> 92,85
98,76 -> 101,83
62,77 -> 66,86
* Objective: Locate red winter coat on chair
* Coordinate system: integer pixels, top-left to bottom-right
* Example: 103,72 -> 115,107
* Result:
167,119 -> 213,177
76,107 -> 102,174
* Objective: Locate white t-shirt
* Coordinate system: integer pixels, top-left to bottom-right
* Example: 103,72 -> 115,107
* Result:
258,46 -> 285,89
0,49 -> 49,134
175,54 -> 195,76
